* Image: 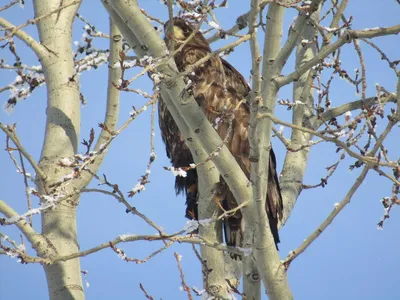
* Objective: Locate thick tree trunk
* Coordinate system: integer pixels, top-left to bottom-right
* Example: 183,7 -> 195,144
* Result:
197,160 -> 242,299
34,1 -> 84,299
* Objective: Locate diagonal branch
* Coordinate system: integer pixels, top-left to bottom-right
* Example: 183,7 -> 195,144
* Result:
0,17 -> 47,61
0,0 -> 81,42
320,93 -> 397,123
0,123 -> 47,180
276,24 -> 400,88
283,110 -> 399,267
0,200 -> 50,257
283,166 -> 369,268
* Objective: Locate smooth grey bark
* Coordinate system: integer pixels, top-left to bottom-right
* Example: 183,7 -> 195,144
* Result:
243,1 -> 263,298
279,7 -> 320,227
34,1 -> 84,300
31,2 -> 122,299
73,19 -> 122,191
245,1 -> 322,297
197,161 -> 236,299
247,2 -> 306,298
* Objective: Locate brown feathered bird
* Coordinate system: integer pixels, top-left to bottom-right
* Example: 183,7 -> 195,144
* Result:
159,18 -> 283,254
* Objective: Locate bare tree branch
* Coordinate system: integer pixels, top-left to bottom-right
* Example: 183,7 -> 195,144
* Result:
73,18 -> 122,191
0,200 -> 50,257
0,17 -> 47,60
0,123 -> 47,180
276,24 -> 400,88
284,109 -> 399,267
283,166 -> 369,268
0,0 -> 81,42
320,93 -> 397,122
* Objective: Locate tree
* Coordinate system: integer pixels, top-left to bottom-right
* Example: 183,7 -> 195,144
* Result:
1,0 -> 399,299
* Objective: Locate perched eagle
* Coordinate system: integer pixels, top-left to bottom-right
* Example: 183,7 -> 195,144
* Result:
159,18 -> 283,253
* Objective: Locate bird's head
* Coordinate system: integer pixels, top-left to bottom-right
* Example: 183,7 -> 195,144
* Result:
164,18 -> 210,51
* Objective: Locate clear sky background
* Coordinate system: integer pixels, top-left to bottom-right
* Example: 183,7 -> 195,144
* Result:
1,1 -> 400,299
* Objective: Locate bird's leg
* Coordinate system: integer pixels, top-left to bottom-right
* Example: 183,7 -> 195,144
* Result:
214,194 -> 227,214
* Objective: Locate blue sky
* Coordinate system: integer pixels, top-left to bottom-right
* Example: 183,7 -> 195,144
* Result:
1,1 -> 400,299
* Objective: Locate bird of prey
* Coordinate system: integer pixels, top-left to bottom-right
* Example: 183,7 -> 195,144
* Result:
158,17 -> 283,253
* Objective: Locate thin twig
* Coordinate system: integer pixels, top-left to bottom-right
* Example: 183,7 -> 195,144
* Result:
139,283 -> 155,300
174,252 -> 193,300
283,166 -> 369,269
0,123 -> 46,180
17,141 -> 33,226
0,0 -> 81,41
0,1 -> 18,13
